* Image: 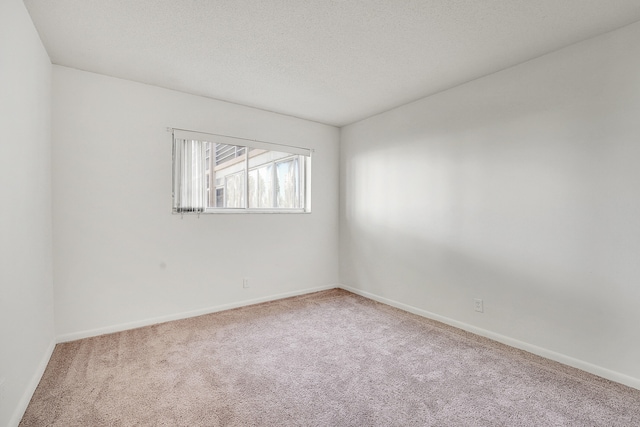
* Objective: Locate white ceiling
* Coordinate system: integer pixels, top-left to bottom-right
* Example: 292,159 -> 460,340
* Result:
24,0 -> 640,126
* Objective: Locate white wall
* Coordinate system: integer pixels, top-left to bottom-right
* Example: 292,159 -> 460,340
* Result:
52,66 -> 339,340
0,0 -> 55,425
340,21 -> 640,387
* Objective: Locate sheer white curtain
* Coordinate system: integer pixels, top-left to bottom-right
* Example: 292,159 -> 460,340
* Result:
172,138 -> 206,213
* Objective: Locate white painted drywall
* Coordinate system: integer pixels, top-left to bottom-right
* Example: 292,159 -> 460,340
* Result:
52,66 -> 339,339
340,21 -> 640,385
0,0 -> 55,425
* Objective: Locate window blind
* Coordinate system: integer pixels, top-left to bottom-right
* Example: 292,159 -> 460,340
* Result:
172,138 -> 206,213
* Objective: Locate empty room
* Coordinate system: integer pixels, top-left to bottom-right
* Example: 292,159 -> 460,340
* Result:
2,0 -> 640,425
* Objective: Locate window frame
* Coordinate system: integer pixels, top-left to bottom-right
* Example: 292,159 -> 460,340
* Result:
171,128 -> 312,214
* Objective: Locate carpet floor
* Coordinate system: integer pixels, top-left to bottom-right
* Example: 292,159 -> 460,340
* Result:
20,289 -> 640,426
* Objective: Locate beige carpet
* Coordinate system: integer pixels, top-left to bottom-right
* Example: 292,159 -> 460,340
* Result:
20,289 -> 640,426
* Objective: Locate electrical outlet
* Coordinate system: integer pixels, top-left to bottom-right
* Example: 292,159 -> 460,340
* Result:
474,298 -> 484,313
242,278 -> 250,289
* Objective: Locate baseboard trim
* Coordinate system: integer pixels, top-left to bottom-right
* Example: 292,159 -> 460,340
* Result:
9,339 -> 56,427
56,284 -> 337,343
339,284 -> 640,391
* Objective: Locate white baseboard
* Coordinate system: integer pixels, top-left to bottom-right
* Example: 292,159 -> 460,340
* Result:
339,284 -> 640,391
9,339 -> 56,427
56,284 -> 337,343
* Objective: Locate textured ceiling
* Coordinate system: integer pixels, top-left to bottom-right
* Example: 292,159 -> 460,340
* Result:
23,0 -> 640,126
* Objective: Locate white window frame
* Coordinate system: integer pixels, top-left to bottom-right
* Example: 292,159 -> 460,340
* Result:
171,128 -> 312,214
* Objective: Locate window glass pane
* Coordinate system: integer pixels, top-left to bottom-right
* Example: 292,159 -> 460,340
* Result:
207,141 -> 247,208
248,169 -> 258,208
248,150 -> 294,209
215,187 -> 224,207
225,171 -> 245,208
276,157 -> 300,208
248,165 -> 274,208
257,164 -> 273,208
